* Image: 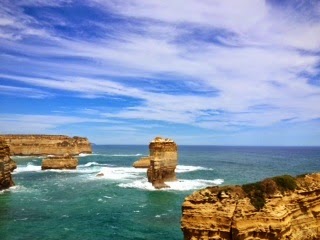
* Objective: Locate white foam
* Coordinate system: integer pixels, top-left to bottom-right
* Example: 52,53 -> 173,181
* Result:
176,165 -> 213,173
78,153 -> 94,157
165,179 -> 224,190
95,166 -> 146,180
118,179 -> 155,191
13,163 -> 41,173
7,185 -> 35,193
119,178 -> 224,191
79,162 -> 113,167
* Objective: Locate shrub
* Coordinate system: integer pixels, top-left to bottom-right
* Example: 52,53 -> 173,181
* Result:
261,178 -> 277,196
272,175 -> 297,192
242,182 -> 265,210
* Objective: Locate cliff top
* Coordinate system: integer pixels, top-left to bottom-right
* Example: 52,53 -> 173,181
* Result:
188,173 -> 320,210
0,134 -> 88,139
151,136 -> 175,143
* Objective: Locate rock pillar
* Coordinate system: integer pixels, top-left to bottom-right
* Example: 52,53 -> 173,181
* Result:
0,139 -> 15,190
147,137 -> 178,189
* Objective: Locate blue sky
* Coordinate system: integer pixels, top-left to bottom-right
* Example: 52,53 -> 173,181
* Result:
0,0 -> 319,145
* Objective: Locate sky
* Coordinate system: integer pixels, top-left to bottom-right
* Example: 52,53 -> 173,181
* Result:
0,0 -> 320,145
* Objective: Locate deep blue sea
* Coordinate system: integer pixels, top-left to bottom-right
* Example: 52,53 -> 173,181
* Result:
1,145 -> 320,240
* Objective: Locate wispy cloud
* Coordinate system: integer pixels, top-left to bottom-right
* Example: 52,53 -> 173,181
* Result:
0,0 -> 319,144
0,85 -> 53,98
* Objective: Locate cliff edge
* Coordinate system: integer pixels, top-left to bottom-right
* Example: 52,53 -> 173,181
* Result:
0,135 -> 92,156
181,173 -> 320,240
0,139 -> 15,190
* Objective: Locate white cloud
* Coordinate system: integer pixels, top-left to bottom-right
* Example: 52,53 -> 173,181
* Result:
0,85 -> 53,98
0,0 -> 319,141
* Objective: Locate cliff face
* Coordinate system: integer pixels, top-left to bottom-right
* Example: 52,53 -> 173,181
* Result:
42,155 -> 78,170
181,173 -> 320,240
0,139 -> 15,190
0,135 -> 92,156
146,137 -> 178,189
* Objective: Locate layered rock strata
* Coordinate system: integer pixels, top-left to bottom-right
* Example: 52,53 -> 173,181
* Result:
0,139 -> 15,190
146,137 -> 178,189
0,135 -> 92,156
42,154 -> 78,170
181,173 -> 320,240
133,157 -> 151,168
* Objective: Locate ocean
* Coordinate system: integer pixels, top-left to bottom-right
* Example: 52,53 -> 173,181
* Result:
1,145 -> 320,240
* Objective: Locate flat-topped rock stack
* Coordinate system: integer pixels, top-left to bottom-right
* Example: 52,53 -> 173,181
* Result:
0,139 -> 16,190
181,173 -> 320,240
42,154 -> 78,170
146,137 -> 178,189
133,157 -> 151,168
0,135 -> 92,156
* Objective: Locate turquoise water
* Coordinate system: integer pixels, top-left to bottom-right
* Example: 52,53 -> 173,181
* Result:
1,145 -> 320,240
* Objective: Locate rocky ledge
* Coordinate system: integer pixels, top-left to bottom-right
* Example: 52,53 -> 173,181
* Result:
0,134 -> 92,156
133,157 -> 151,168
0,139 -> 16,190
181,173 -> 320,240
146,137 -> 178,189
42,154 -> 78,170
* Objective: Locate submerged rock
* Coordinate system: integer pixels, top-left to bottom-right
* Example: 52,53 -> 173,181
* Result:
181,173 -> 320,240
0,139 -> 15,190
42,154 -> 78,170
146,137 -> 178,189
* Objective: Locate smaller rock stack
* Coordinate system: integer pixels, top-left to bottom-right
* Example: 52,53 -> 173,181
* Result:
133,157 -> 151,168
42,154 -> 78,170
146,137 -> 178,189
0,139 -> 16,190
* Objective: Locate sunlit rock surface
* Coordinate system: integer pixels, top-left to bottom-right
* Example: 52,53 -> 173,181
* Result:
181,173 -> 320,240
0,135 -> 92,156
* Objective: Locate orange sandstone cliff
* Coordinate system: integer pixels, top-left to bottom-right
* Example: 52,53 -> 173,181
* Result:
181,173 -> 320,240
0,139 -> 16,190
146,137 -> 178,189
0,135 -> 92,156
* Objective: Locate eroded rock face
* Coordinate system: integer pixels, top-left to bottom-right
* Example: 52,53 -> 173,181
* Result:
146,137 -> 178,189
42,155 -> 78,170
0,139 -> 15,190
133,157 -> 151,168
181,173 -> 320,240
0,135 -> 92,156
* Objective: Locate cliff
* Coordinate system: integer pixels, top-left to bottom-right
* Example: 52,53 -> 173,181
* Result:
0,135 -> 92,156
146,137 -> 178,189
42,154 -> 78,170
181,173 -> 320,240
0,139 -> 15,190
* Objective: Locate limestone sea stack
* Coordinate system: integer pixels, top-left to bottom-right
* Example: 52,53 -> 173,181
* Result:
0,135 -> 92,156
181,173 -> 320,240
133,157 -> 151,168
42,154 -> 78,170
146,137 -> 178,189
0,139 -> 16,190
